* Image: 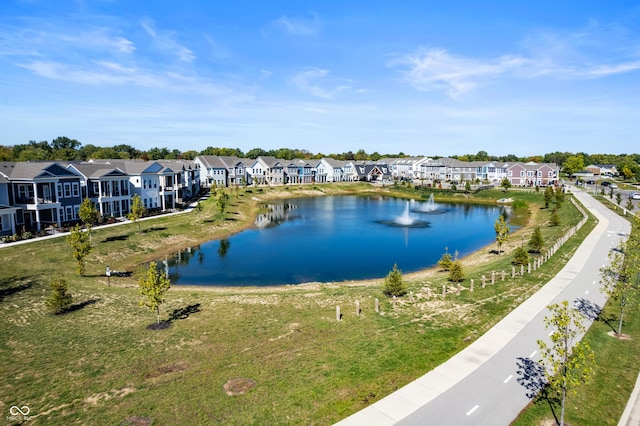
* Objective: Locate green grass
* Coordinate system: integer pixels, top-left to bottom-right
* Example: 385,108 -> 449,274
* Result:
0,184 -> 603,424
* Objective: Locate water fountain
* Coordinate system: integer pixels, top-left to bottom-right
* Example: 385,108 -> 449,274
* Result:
412,193 -> 448,214
377,201 -> 430,228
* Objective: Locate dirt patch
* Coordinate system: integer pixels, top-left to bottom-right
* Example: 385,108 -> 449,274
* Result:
121,416 -> 152,426
223,378 -> 256,396
84,385 -> 136,406
145,361 -> 189,379
607,331 -> 632,340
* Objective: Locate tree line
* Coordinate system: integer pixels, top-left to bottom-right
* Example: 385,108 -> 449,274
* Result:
1,138 -> 639,180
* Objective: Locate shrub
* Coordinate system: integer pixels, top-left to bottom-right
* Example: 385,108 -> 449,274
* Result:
46,276 -> 72,314
448,260 -> 464,282
382,263 -> 407,297
437,247 -> 454,271
512,247 -> 530,266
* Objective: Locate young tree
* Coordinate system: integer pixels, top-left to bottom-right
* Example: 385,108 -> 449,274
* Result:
79,198 -> 100,241
494,215 -> 509,253
616,192 -> 622,205
139,261 -> 171,324
382,263 -> 407,297
448,260 -> 464,283
217,191 -> 230,219
544,186 -> 554,209
512,246 -> 530,266
46,276 -> 73,314
549,210 -> 560,227
79,197 -> 100,227
625,197 -> 635,212
437,247 -> 453,271
66,224 -> 92,276
600,240 -> 639,336
465,180 -> 471,193
128,194 -> 146,231
554,186 -> 565,209
501,178 -> 511,192
537,300 -> 596,426
528,226 -> 544,253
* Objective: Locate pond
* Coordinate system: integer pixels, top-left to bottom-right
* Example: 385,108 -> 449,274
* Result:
167,195 -> 508,286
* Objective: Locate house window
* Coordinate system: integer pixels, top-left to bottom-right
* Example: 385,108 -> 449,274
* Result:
92,181 -> 99,195
59,208 -> 64,221
527,171 -> 534,177
508,171 -> 512,177
57,184 -> 63,198
66,206 -> 73,220
72,183 -> 80,197
537,171 -> 542,177
64,183 -> 72,197
520,171 -> 525,177
0,215 -> 3,231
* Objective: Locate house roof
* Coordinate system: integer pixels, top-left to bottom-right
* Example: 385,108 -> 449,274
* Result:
0,161 -> 80,180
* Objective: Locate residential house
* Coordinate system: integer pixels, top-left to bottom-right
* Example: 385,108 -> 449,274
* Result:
315,158 -> 346,183
0,172 -> 19,236
194,155 -> 229,188
156,160 -> 201,206
67,162 -> 131,219
0,161 -> 83,232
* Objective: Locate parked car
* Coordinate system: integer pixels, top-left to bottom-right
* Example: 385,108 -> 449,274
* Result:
586,180 -> 595,184
601,181 -> 611,187
631,192 -> 640,200
610,183 -> 618,189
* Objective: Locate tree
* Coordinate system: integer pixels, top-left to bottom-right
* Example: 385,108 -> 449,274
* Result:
46,276 -> 73,314
217,191 -> 230,219
494,215 -> 509,253
465,180 -> 471,193
382,263 -> 407,297
616,192 -> 622,205
139,261 -> 171,324
501,178 -> 511,192
448,260 -> 464,282
512,246 -> 530,266
437,247 -> 453,271
561,155 -> 585,176
66,224 -> 92,276
528,226 -> 544,253
544,186 -> 554,209
549,210 -> 560,227
79,198 -> 100,241
128,194 -> 146,231
537,300 -> 595,426
553,187 -> 565,209
600,239 -> 639,336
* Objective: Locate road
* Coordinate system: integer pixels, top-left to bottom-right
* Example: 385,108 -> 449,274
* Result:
338,188 -> 631,426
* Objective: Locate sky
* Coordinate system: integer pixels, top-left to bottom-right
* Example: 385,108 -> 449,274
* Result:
1,1 -> 640,157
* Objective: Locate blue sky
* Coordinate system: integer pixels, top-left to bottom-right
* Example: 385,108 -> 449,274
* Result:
1,0 -> 640,157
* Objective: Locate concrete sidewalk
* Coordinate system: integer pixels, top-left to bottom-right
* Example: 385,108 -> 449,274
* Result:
618,372 -> 640,426
337,189 -> 634,425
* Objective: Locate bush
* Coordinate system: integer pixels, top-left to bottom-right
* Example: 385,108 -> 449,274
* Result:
437,248 -> 454,271
512,247 -> 530,266
448,260 -> 464,282
46,276 -> 72,314
382,264 -> 407,297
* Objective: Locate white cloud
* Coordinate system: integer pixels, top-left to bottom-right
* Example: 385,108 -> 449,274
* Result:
290,68 -> 351,99
272,14 -> 319,36
140,18 -> 195,63
389,48 -> 528,97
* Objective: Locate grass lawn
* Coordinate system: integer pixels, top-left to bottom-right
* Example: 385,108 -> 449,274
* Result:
0,183 -> 607,424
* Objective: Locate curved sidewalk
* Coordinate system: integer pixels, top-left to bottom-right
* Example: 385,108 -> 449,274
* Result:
337,189 -> 632,425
